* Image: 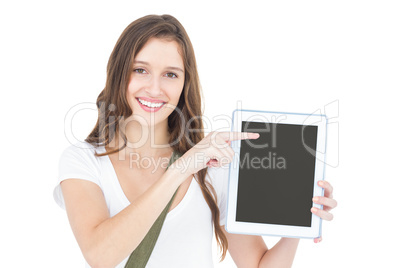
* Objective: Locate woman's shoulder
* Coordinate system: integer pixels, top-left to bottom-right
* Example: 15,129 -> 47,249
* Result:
59,141 -> 106,174
55,141 -> 106,210
61,141 -> 104,159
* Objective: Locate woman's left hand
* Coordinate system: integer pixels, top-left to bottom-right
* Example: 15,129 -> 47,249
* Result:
311,180 -> 337,243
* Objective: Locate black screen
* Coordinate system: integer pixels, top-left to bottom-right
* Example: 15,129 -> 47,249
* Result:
235,121 -> 318,227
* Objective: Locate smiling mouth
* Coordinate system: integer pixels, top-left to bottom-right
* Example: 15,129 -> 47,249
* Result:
136,98 -> 166,108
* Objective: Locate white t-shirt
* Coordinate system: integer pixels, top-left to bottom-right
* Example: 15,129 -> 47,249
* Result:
53,141 -> 230,268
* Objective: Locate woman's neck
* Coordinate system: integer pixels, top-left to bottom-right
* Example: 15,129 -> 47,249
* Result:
107,119 -> 172,159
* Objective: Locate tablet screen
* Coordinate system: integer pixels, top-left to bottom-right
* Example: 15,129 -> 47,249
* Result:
236,121 -> 318,227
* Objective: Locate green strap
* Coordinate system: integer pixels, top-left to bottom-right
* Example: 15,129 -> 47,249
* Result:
125,150 -> 182,268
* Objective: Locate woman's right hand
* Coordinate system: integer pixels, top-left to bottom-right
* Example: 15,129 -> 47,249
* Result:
169,131 -> 260,176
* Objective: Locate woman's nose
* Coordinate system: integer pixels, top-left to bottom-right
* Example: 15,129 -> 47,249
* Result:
145,76 -> 163,96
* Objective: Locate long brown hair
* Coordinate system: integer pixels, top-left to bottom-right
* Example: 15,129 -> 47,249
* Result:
85,14 -> 228,261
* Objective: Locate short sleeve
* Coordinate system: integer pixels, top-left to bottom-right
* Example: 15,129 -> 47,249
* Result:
53,142 -> 102,210
206,165 -> 230,226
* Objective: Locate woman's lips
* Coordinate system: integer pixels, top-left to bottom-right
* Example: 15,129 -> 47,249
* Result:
137,97 -> 166,103
136,98 -> 166,112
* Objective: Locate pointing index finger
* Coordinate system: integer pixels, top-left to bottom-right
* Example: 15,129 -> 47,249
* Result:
227,132 -> 260,141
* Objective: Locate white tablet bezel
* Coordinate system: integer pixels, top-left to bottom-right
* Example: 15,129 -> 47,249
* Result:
225,109 -> 328,239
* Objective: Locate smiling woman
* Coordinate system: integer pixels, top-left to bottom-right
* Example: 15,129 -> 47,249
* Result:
54,14 -> 232,268
53,14 -> 336,268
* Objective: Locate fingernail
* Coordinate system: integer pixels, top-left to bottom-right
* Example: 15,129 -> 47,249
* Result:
318,181 -> 324,186
311,207 -> 318,213
313,197 -> 319,203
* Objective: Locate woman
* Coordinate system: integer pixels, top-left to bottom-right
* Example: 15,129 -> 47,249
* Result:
54,14 -> 337,267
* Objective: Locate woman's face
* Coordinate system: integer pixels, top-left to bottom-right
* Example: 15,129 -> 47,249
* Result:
126,37 -> 185,127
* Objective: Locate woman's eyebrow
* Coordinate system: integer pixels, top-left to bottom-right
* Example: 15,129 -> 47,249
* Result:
167,66 -> 184,73
133,60 -> 184,73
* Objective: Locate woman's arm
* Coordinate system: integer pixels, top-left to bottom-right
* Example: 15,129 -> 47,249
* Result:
61,132 -> 257,267
61,166 -> 187,268
257,238 -> 300,268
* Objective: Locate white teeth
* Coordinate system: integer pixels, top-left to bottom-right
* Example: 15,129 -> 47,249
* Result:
138,98 -> 164,108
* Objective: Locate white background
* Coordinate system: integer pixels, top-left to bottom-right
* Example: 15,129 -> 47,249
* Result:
1,0 -> 401,267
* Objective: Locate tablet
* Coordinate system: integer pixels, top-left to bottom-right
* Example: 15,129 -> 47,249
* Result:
225,109 -> 327,239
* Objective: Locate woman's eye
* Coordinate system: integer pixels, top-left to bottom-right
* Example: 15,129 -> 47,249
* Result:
134,68 -> 147,74
166,73 -> 178,78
